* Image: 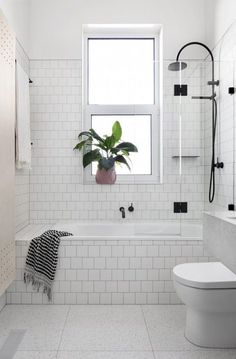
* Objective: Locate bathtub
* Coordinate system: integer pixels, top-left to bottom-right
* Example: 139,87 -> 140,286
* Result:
51,221 -> 202,240
11,220 -> 206,305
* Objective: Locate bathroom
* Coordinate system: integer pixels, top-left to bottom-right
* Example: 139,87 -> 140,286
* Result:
0,0 -> 236,357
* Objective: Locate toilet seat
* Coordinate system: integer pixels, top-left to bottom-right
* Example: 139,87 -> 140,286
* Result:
173,262 -> 236,289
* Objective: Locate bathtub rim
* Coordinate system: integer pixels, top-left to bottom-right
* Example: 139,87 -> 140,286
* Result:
15,223 -> 203,242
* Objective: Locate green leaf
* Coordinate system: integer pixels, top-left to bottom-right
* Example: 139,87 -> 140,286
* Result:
121,150 -> 129,156
89,128 -> 105,143
98,157 -> 115,170
109,147 -> 120,155
104,135 -> 116,150
112,121 -> 122,142
93,143 -> 107,151
78,131 -> 92,138
73,139 -> 91,151
114,142 -> 138,153
114,155 -> 131,170
83,149 -> 102,168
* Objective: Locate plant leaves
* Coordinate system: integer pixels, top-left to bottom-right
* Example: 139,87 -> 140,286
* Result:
78,131 -> 92,138
121,150 -> 129,156
115,142 -> 138,153
83,149 -> 102,168
89,128 -> 105,143
93,143 -> 107,151
109,147 -> 120,155
73,139 -> 91,151
114,155 -> 131,170
112,121 -> 122,142
98,157 -> 115,170
104,135 -> 117,150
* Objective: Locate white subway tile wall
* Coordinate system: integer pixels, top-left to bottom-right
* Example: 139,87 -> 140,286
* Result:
7,239 -> 211,305
28,59 -> 204,223
11,24 -> 236,307
11,59 -> 208,305
204,23 -> 236,211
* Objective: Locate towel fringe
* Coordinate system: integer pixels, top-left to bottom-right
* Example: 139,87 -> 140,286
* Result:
24,271 -> 52,300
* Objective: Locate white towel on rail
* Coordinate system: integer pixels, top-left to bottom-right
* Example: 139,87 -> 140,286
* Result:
15,62 -> 31,169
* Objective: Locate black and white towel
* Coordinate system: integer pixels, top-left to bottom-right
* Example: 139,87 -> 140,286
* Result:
24,230 -> 72,300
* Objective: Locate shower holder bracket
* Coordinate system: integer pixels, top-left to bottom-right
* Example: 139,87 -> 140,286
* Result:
207,80 -> 219,86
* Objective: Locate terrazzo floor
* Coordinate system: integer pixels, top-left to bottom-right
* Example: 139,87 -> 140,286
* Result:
0,305 -> 235,358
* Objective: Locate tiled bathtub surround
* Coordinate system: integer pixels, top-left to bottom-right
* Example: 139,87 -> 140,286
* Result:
7,230 -> 210,305
29,59 -> 204,223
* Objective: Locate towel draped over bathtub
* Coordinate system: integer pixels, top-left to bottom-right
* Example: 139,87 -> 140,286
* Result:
24,230 -> 72,300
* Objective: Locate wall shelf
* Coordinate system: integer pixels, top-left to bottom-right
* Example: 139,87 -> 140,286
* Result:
172,155 -> 200,158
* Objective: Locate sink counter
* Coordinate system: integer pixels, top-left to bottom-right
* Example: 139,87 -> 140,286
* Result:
204,211 -> 236,226
203,212 -> 236,274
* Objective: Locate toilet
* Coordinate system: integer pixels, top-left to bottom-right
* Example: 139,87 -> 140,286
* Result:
173,261 -> 236,348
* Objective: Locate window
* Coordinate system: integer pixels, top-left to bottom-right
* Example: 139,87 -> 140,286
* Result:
88,38 -> 154,105
83,25 -> 162,183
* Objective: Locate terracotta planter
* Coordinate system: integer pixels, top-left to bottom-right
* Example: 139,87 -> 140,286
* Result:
95,166 -> 117,184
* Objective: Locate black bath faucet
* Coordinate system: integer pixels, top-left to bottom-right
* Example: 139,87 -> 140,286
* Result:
119,207 -> 125,219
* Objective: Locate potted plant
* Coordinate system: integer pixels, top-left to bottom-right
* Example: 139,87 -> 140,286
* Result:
74,121 -> 138,184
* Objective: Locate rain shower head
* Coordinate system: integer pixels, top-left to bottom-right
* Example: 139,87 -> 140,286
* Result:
168,61 -> 187,71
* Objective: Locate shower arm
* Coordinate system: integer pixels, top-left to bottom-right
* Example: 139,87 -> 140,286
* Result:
176,41 -> 215,87
176,41 -> 214,62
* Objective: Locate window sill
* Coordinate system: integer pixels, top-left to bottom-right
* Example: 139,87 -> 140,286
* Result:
83,174 -> 160,185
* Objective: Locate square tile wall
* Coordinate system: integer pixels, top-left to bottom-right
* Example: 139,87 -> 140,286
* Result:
204,23 -> 236,211
7,238 -> 211,305
28,59 -> 204,223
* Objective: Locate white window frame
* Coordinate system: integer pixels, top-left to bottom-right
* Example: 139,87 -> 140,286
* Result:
82,24 -> 163,184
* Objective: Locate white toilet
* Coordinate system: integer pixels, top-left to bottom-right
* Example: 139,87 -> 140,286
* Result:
173,261 -> 236,348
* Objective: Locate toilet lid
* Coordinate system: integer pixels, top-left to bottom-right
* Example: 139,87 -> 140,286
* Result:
173,262 -> 236,289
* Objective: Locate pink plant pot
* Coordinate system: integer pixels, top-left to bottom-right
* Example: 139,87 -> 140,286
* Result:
95,166 -> 117,185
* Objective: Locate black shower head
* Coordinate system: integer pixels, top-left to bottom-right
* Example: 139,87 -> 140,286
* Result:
168,61 -> 187,71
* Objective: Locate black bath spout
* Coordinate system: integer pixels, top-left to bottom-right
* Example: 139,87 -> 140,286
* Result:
119,207 -> 125,219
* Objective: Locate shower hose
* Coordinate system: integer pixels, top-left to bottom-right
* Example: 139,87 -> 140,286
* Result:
209,98 -> 217,203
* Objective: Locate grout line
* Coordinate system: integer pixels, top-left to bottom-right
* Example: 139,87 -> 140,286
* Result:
56,305 -> 71,358
140,305 -> 156,359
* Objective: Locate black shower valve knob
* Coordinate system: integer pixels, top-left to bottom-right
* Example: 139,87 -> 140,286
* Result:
228,87 -> 235,95
214,160 -> 224,169
128,203 -> 134,212
228,204 -> 235,211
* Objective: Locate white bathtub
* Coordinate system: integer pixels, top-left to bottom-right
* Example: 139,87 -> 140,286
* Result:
51,221 -> 202,241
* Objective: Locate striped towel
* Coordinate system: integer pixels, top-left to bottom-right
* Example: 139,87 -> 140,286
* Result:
24,230 -> 72,301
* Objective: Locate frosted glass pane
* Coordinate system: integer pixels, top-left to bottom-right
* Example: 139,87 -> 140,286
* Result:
91,115 -> 151,175
88,39 -> 154,104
